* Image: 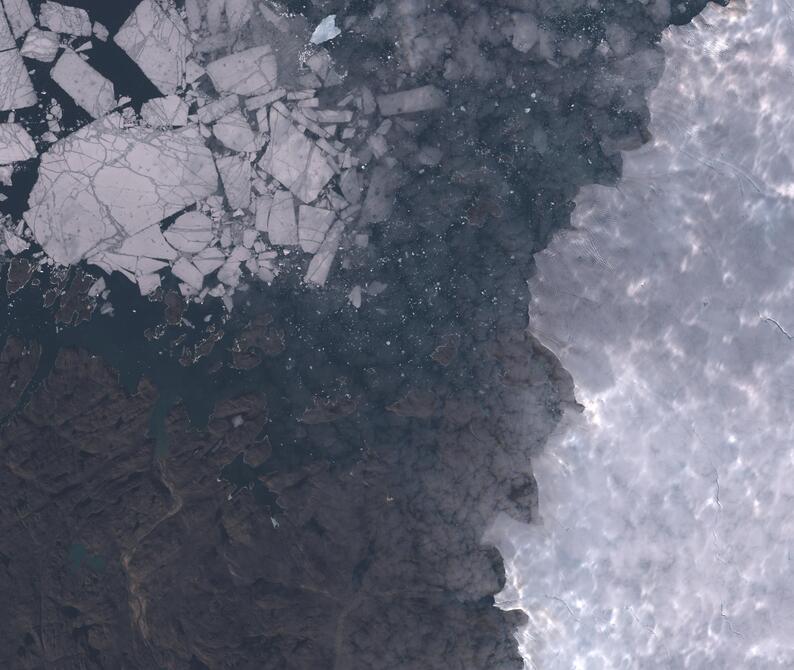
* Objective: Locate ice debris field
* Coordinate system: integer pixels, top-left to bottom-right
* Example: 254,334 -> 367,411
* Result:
0,0 -> 447,310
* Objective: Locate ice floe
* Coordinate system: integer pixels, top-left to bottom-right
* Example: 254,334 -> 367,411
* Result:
51,50 -> 116,118
0,0 -> 452,307
0,123 -> 35,163
114,0 -> 191,94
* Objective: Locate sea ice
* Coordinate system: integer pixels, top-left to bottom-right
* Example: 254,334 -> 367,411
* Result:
140,94 -> 189,127
20,27 -> 60,62
114,0 -> 191,94
39,1 -> 91,37
0,48 -> 37,110
376,85 -> 446,116
205,46 -> 278,96
117,224 -> 178,260
309,14 -> 341,45
51,50 -> 116,119
25,114 -> 217,264
216,154 -> 252,209
298,204 -> 335,254
0,123 -> 35,163
163,211 -> 214,253
256,189 -> 297,245
259,106 -> 334,203
172,257 -> 205,291
2,0 -> 34,38
304,220 -> 343,286
212,111 -> 258,153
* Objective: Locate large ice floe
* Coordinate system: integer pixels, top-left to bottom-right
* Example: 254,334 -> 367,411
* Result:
0,0 -> 445,307
487,1 -> 794,668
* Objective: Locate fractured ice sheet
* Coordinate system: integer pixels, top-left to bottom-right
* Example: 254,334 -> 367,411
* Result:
215,154 -> 251,209
0,123 -> 35,163
38,1 -> 91,37
258,105 -> 334,203
140,94 -> 189,127
212,110 -> 258,153
25,113 -> 217,264
2,0 -> 34,38
489,2 -> 794,667
256,189 -> 297,245
163,211 -> 213,253
0,46 -> 36,111
304,219 -> 343,286
205,46 -> 278,96
19,27 -> 60,62
298,204 -> 335,254
114,0 -> 191,95
51,50 -> 116,119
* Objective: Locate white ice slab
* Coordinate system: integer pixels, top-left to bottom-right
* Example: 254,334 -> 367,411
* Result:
140,94 -> 189,127
51,50 -> 116,119
0,48 -> 37,110
0,122 -> 35,163
164,211 -> 214,253
206,46 -> 278,96
19,27 -> 60,62
304,219 -> 343,286
256,189 -> 297,245
298,204 -> 335,254
212,110 -> 258,152
193,245 -> 225,274
39,1 -> 91,37
2,0 -> 34,38
25,114 -> 217,264
216,154 -> 251,209
118,224 -> 178,260
309,14 -> 341,45
172,257 -> 205,291
259,106 -> 334,203
93,21 -> 109,41
114,0 -> 191,95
